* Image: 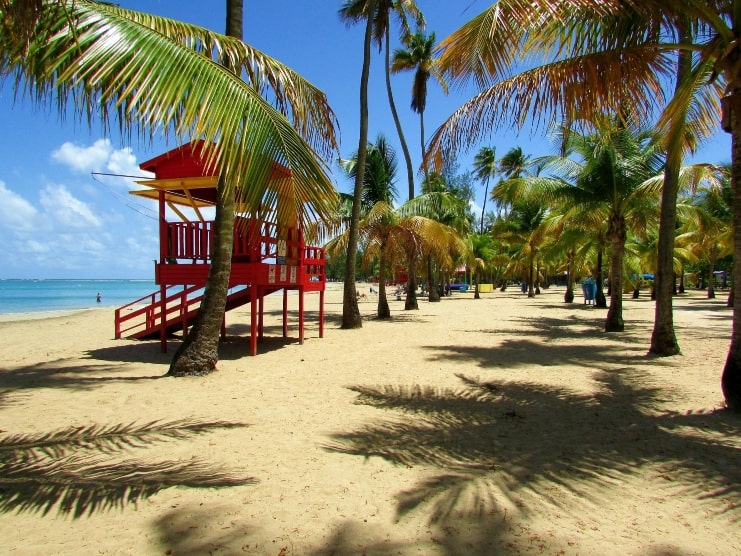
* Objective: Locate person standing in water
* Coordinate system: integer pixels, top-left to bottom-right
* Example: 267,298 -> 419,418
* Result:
96,292 -> 101,303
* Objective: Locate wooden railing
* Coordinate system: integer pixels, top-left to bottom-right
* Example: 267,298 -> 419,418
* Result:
163,219 -> 308,264
114,284 -> 204,339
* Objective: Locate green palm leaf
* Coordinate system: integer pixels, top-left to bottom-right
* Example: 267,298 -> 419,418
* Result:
0,0 -> 339,228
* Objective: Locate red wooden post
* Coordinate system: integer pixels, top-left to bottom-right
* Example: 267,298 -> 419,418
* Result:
250,286 -> 258,356
258,287 -> 265,341
299,287 -> 304,344
283,289 -> 289,337
319,290 -> 324,338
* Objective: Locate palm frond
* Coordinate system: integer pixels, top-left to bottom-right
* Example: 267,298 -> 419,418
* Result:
0,1 -> 339,229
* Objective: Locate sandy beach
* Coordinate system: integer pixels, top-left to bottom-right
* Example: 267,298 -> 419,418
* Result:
0,283 -> 738,555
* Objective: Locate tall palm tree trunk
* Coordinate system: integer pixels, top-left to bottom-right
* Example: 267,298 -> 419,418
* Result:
377,249 -> 391,319
169,181 -> 234,375
650,19 -> 691,356
480,175 -> 490,234
564,252 -> 574,303
427,254 -> 441,302
405,258 -> 419,309
419,110 -> 428,185
168,0 -> 242,376
605,221 -> 626,332
722,87 -> 741,411
342,7 -> 375,329
385,32 -> 415,202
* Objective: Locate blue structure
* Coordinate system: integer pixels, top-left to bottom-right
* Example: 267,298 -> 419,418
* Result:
582,277 -> 596,305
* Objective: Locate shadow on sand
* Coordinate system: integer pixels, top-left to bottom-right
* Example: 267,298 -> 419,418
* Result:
319,370 -> 739,554
0,419 -> 255,518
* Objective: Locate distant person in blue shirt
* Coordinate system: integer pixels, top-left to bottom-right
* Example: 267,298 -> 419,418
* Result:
96,292 -> 101,303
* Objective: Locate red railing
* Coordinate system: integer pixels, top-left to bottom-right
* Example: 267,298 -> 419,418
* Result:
114,284 -> 204,339
163,219 -> 308,264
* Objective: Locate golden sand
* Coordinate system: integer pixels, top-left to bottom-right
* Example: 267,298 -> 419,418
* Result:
0,283 -> 738,555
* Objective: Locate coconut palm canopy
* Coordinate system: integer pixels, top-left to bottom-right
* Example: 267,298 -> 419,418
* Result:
425,0 -> 723,169
0,0 -> 340,229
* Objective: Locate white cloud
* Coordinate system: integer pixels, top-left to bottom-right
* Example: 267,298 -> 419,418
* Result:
106,146 -> 140,177
51,138 -> 113,173
0,180 -> 38,231
39,184 -> 101,228
50,139 -> 153,190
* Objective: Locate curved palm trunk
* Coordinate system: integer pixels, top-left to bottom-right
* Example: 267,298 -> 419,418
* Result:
405,257 -> 419,310
708,254 -> 717,299
480,176 -> 489,234
419,110 -> 428,185
605,216 -> 625,332
385,33 -> 415,202
342,11 -> 375,329
722,88 -> 741,411
564,252 -> 574,303
427,254 -> 441,302
377,248 -> 391,319
535,260 -> 541,294
473,270 -> 481,299
169,180 -> 233,376
527,256 -> 535,298
169,0 -> 242,376
650,23 -> 690,355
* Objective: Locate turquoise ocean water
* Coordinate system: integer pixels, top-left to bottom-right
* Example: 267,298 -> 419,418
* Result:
0,279 -> 159,315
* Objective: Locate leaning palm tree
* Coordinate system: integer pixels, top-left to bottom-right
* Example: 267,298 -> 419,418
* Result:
338,0 -> 424,202
338,0 -> 377,329
392,29 -> 448,309
0,1 -> 339,376
336,133 -> 399,317
391,29 -> 448,184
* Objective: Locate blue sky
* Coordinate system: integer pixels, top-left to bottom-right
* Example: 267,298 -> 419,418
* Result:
0,1 -> 732,279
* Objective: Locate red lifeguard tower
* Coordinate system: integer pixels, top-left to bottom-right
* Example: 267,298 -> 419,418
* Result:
114,141 -> 326,355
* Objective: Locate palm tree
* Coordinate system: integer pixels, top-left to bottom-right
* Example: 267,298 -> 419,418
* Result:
499,147 -> 532,178
0,1 -> 339,377
391,29 -> 448,310
426,1 -> 741,410
171,0 -> 240,376
330,139 -> 461,318
339,0 -> 424,202
336,134 -> 399,317
500,118 -> 663,329
402,179 -> 470,301
491,197 -> 549,298
473,146 -> 497,233
681,182 -> 734,300
391,30 -> 448,183
338,0 -> 377,329
464,233 -> 496,299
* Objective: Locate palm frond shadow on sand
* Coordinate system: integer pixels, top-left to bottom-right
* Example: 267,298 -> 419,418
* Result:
0,419 -> 255,518
324,373 -> 740,530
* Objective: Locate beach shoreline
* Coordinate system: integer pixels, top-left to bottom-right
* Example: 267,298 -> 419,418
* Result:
0,285 -> 738,555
